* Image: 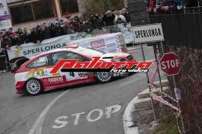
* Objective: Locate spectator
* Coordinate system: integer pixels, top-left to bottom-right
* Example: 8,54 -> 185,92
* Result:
114,10 -> 127,24
147,0 -> 157,13
89,14 -> 103,29
103,10 -> 116,26
157,0 -> 178,13
0,9 -> 130,48
121,8 -> 131,23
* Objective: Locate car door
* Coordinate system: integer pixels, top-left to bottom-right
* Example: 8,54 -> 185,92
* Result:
50,51 -> 91,83
27,55 -> 52,79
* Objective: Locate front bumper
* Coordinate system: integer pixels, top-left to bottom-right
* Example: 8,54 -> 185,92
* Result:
16,81 -> 26,94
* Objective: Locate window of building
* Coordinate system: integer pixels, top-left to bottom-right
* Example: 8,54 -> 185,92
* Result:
32,0 -> 54,20
60,0 -> 79,15
10,4 -> 33,24
9,0 -> 54,24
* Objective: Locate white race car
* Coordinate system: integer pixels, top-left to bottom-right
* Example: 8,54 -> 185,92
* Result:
14,45 -> 134,95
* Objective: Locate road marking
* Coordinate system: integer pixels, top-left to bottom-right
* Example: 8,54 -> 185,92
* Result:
52,116 -> 69,129
28,90 -> 70,134
52,104 -> 122,129
72,112 -> 85,126
86,109 -> 104,122
105,104 -> 122,119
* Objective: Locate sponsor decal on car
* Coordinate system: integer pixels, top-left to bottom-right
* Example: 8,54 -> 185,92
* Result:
78,72 -> 89,77
50,57 -> 153,74
27,68 -> 58,78
27,68 -> 46,77
48,76 -> 64,84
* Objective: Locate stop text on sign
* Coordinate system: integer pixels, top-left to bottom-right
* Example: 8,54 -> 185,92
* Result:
52,104 -> 122,129
161,59 -> 180,70
160,52 -> 181,76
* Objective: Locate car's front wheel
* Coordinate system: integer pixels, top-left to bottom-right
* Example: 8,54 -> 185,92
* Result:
96,72 -> 112,83
25,79 -> 42,95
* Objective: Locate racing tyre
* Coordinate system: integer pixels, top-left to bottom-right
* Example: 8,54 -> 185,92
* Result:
96,72 -> 112,83
25,79 -> 42,95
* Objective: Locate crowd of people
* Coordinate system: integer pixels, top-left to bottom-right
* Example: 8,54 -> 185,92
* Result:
0,9 -> 130,48
147,0 -> 202,14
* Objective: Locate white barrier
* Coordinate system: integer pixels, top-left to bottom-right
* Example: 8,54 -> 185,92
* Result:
6,24 -> 135,61
7,32 -> 127,61
7,33 -> 91,61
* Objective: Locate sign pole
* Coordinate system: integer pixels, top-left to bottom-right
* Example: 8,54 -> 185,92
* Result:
132,23 -> 165,124
172,76 -> 186,134
153,44 -> 163,93
140,44 -> 157,122
160,41 -> 165,53
159,52 -> 185,134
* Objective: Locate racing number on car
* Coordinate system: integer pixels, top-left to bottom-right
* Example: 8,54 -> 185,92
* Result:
63,72 -> 76,81
62,72 -> 88,81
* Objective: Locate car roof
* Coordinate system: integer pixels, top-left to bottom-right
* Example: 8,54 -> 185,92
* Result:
32,47 -> 103,59
102,52 -> 130,58
68,47 -> 104,58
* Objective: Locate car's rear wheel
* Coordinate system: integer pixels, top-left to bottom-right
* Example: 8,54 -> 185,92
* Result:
25,79 -> 42,95
96,72 -> 112,83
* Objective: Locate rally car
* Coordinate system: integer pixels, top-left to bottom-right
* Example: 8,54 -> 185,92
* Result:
14,45 -> 134,95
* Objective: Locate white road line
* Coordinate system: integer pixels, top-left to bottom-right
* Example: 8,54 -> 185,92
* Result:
28,90 -> 70,134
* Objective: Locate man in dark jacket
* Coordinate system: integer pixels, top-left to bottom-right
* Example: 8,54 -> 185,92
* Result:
102,10 -> 115,26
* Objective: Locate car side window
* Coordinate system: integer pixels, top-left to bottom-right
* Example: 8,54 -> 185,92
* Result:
28,56 -> 49,68
51,51 -> 88,65
66,52 -> 86,61
51,52 -> 69,65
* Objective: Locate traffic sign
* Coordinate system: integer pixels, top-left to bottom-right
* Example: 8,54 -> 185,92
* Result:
132,23 -> 164,44
160,52 -> 181,76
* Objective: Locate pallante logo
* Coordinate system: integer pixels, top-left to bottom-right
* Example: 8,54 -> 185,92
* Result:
50,57 -> 153,74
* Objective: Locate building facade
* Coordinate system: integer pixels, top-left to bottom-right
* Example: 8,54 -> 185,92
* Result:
7,0 -> 81,25
7,0 -> 127,25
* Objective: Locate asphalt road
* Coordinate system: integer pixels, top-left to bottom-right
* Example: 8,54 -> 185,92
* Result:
0,45 -> 157,134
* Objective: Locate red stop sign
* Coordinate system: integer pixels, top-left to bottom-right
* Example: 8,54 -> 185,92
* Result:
160,52 -> 181,76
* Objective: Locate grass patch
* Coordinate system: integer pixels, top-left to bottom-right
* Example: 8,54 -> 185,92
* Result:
153,114 -> 179,134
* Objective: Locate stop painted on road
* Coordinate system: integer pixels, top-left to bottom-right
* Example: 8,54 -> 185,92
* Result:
52,104 -> 122,129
